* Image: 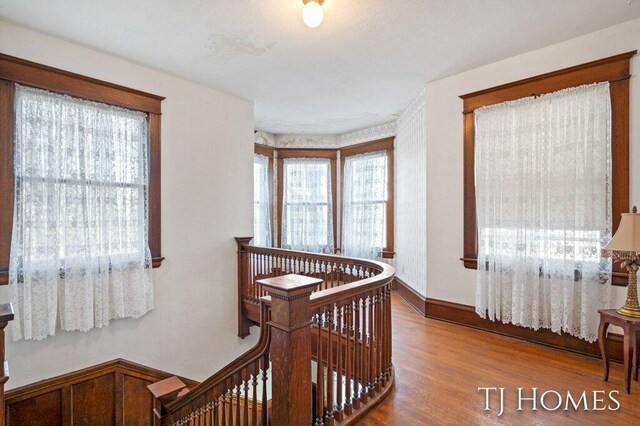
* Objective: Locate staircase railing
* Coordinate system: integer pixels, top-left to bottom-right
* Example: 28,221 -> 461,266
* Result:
151,238 -> 395,425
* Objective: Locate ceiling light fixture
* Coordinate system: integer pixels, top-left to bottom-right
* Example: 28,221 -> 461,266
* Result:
302,0 -> 324,28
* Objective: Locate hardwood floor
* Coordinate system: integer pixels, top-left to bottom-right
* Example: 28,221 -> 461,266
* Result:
359,294 -> 640,425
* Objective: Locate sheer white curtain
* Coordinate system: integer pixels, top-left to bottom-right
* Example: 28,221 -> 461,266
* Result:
9,85 -> 154,341
253,154 -> 272,247
342,151 -> 387,259
475,82 -> 612,342
281,158 -> 334,253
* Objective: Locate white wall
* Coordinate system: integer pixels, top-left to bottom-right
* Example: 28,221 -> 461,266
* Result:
424,18 -> 640,308
0,21 -> 259,389
395,90 -> 428,296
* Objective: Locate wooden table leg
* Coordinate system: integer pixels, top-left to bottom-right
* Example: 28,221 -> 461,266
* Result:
623,327 -> 635,394
598,320 -> 610,381
634,334 -> 639,382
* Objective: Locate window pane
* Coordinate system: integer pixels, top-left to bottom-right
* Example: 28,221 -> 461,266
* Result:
281,158 -> 334,253
342,151 -> 388,259
253,154 -> 272,246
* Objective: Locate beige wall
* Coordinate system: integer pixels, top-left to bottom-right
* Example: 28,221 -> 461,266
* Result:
424,18 -> 640,308
0,20 -> 259,389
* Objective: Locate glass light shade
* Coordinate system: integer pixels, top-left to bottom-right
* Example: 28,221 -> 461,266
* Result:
303,1 -> 324,28
604,211 -> 640,253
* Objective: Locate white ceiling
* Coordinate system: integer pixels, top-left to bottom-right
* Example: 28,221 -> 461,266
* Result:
0,0 -> 639,134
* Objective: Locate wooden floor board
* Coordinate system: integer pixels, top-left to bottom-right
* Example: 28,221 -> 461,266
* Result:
358,294 -> 640,425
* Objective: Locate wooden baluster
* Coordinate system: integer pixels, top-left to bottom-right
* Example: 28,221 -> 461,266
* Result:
213,394 -> 220,426
251,361 -> 259,426
335,303 -> 343,421
243,370 -> 250,426
373,289 -> 382,392
344,301 -> 353,416
260,354 -> 268,426
326,306 -> 334,424
376,288 -> 382,390
353,297 -> 361,407
315,311 -> 324,426
362,295 -> 369,401
368,292 -> 375,396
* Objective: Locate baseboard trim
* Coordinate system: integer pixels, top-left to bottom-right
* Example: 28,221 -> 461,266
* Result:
392,278 -> 624,363
391,277 -> 426,316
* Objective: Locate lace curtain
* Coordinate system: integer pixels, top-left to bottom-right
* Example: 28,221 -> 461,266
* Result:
281,158 -> 334,253
475,82 -> 612,342
253,154 -> 272,247
9,85 -> 154,341
342,151 -> 387,259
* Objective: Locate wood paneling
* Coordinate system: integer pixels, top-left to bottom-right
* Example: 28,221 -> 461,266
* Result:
71,373 -> 115,425
4,359 -> 198,426
6,390 -> 62,426
460,51 -> 636,286
122,375 -> 154,425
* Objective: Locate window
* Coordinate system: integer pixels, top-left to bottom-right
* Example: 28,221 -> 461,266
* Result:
257,140 -> 394,257
253,153 -> 272,247
474,82 -> 612,342
0,54 -> 163,340
342,151 -> 389,259
281,158 -> 335,253
461,51 -> 634,287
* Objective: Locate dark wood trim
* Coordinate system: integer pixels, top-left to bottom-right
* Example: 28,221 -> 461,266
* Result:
148,113 -> 163,267
0,80 -> 15,286
276,148 -> 337,159
254,143 -> 274,157
5,358 -> 199,426
0,53 -> 164,114
276,158 -> 284,248
461,51 -> 635,286
460,51 -> 636,110
424,297 -> 626,363
0,56 -> 165,284
339,137 -> 394,157
5,359 -> 198,405
391,278 -> 426,316
392,277 -> 627,363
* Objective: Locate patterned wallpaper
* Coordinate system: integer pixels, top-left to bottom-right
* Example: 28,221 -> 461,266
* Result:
255,122 -> 396,149
394,89 -> 427,296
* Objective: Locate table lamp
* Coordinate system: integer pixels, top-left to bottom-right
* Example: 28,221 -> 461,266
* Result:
603,206 -> 640,317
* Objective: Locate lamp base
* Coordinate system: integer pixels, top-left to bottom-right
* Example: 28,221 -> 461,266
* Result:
617,305 -> 640,318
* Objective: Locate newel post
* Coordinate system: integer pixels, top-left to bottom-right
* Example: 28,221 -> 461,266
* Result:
235,236 -> 253,338
0,303 -> 14,426
257,274 -> 321,426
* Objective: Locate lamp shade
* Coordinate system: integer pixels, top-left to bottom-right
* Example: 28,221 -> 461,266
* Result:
604,210 -> 640,253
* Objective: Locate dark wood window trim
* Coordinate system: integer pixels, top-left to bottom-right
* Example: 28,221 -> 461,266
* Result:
0,53 -> 165,284
275,149 -> 338,249
340,137 -> 395,259
460,51 -> 636,286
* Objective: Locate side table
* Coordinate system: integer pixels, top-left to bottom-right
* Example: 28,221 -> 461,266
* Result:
598,309 -> 640,393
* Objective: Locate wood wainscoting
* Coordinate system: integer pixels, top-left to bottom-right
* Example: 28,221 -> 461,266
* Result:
392,278 -> 625,363
4,359 -> 199,425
